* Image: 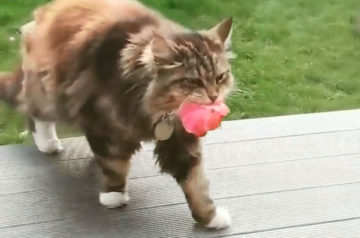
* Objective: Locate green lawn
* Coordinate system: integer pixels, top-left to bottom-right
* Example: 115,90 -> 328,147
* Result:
1,0 -> 360,144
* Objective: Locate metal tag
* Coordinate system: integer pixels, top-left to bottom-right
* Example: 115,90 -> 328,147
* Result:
154,114 -> 175,141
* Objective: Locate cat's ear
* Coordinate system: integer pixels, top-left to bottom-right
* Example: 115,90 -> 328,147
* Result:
207,18 -> 233,50
140,33 -> 175,70
150,32 -> 174,62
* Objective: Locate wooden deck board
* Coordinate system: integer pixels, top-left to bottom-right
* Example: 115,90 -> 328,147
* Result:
230,219 -> 360,238
2,129 -> 360,180
1,183 -> 360,237
1,110 -> 360,237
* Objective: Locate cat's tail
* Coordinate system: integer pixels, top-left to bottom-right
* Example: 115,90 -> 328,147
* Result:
0,68 -> 23,106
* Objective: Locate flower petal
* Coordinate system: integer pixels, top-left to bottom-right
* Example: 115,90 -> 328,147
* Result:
178,102 -> 230,137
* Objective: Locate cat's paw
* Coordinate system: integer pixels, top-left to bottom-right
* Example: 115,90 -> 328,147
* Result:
206,207 -> 231,229
35,138 -> 64,154
99,191 -> 129,208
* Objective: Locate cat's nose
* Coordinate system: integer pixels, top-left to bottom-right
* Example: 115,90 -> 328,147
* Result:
208,95 -> 218,102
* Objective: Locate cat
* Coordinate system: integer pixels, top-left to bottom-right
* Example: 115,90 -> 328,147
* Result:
0,0 -> 234,229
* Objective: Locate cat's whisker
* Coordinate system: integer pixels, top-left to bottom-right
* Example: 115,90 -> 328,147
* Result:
124,83 -> 142,94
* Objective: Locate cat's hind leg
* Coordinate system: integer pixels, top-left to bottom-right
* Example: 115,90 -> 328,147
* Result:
97,158 -> 131,208
30,118 -> 64,154
85,131 -> 140,208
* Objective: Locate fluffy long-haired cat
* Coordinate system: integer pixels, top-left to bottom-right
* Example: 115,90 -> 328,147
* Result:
0,0 -> 234,229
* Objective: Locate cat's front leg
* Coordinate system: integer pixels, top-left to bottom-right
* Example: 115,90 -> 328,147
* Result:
154,123 -> 231,229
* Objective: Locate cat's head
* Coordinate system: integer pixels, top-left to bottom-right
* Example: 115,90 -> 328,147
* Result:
143,18 -> 234,114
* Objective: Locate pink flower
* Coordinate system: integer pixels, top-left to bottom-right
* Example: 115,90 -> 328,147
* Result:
178,102 -> 230,137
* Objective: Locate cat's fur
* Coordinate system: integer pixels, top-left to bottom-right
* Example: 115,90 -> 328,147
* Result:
0,0 -> 234,229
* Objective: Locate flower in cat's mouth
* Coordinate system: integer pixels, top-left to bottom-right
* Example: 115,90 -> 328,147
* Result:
178,102 -> 230,137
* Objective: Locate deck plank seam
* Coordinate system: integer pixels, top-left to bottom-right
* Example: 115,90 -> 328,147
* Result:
222,216 -> 360,237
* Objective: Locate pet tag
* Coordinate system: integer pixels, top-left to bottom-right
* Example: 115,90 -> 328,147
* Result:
154,114 -> 174,141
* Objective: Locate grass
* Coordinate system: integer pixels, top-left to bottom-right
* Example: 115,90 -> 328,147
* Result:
1,0 -> 360,144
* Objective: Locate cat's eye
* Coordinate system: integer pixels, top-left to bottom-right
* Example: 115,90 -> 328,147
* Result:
184,77 -> 204,87
215,72 -> 227,84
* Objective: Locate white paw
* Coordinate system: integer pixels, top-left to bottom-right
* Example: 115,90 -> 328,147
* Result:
35,138 -> 64,154
99,191 -> 129,208
206,207 -> 231,229
32,120 -> 63,154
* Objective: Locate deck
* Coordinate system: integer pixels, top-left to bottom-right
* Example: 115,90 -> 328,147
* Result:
1,109 -> 360,237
